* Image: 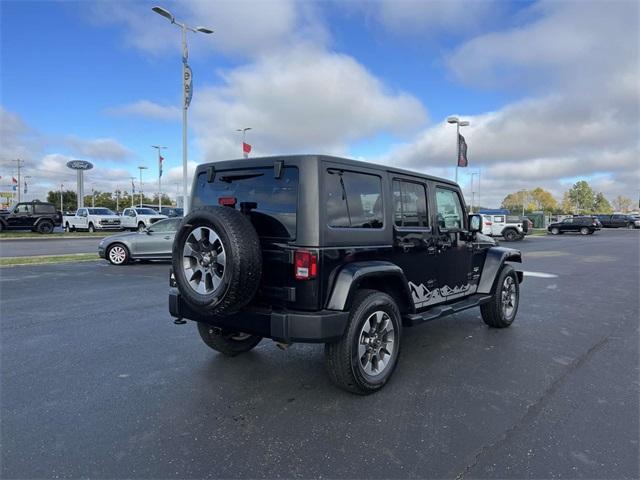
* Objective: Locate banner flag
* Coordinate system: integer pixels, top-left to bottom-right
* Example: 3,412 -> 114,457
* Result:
458,134 -> 468,167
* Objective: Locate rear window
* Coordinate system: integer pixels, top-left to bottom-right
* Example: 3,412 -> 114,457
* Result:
193,166 -> 298,239
34,204 -> 56,214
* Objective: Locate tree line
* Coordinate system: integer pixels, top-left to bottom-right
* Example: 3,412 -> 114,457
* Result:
501,181 -> 636,214
45,190 -> 174,212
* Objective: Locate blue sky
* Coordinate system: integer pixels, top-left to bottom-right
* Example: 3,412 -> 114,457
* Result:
1,0 -> 638,206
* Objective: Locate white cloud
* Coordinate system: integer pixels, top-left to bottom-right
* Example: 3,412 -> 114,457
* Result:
373,0 -> 502,37
377,0 -> 640,207
190,44 -> 427,161
64,136 -> 133,161
104,100 -> 181,121
88,0 -> 327,59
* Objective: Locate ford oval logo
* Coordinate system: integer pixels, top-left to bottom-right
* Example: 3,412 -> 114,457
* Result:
66,160 -> 94,170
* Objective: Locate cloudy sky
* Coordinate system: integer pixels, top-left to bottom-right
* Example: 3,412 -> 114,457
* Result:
1,0 -> 638,206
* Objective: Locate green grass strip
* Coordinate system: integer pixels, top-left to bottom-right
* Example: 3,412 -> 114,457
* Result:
0,253 -> 100,267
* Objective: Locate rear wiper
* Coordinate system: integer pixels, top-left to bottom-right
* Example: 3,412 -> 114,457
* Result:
338,173 -> 352,226
220,173 -> 264,183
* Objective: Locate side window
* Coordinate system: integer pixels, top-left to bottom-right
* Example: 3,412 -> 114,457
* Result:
34,204 -> 55,214
326,169 -> 383,229
493,215 -> 505,223
15,203 -> 32,213
435,188 -> 464,230
152,219 -> 179,232
392,180 -> 428,228
563,218 -> 573,223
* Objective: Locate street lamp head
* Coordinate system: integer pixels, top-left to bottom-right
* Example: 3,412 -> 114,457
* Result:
447,116 -> 459,124
138,166 -> 148,170
152,6 -> 174,23
459,121 -> 470,127
196,26 -> 214,34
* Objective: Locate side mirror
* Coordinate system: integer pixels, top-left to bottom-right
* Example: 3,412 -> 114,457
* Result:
469,214 -> 482,233
146,228 -> 153,234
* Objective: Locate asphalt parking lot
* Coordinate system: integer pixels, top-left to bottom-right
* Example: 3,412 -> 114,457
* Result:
1,230 -> 638,479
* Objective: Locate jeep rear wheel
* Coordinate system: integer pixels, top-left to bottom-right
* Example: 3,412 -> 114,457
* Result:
325,289 -> 401,394
550,227 -> 560,235
481,265 -> 519,328
37,221 -> 54,234
580,227 -> 590,235
172,206 -> 262,316
197,323 -> 262,356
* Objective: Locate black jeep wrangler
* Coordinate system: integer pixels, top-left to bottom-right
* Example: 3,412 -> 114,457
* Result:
0,201 -> 62,233
169,155 -> 523,394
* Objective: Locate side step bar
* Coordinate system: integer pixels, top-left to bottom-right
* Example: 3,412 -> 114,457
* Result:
403,294 -> 493,327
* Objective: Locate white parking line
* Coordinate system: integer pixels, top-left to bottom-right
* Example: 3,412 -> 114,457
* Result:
522,271 -> 559,278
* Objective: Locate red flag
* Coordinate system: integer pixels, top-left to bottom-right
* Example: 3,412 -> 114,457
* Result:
243,142 -> 252,154
12,177 -> 18,184
159,155 -> 164,178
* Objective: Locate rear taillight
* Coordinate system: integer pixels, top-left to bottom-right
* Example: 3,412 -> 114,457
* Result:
218,196 -> 237,207
294,250 -> 317,280
485,221 -> 492,225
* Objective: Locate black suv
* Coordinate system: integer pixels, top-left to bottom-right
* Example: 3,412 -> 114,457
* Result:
595,214 -> 639,229
168,155 -> 523,393
547,216 -> 601,235
0,201 -> 62,233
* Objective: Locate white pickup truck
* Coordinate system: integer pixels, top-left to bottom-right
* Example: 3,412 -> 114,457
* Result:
63,207 -> 122,232
120,207 -> 167,232
481,214 -> 531,241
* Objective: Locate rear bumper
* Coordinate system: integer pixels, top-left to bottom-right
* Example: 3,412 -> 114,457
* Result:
168,288 -> 348,343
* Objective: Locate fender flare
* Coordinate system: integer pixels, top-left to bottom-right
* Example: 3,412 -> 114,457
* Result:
477,246 -> 522,294
326,261 -> 413,312
33,217 -> 54,226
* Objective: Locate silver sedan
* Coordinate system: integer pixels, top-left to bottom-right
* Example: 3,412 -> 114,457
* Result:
98,217 -> 181,265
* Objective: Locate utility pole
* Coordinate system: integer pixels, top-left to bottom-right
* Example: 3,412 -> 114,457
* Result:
115,187 -> 120,213
14,159 -> 24,203
60,183 -> 64,212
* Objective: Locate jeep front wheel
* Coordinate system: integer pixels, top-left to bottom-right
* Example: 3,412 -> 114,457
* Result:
197,323 -> 262,356
481,265 -> 519,328
503,229 -> 518,241
550,227 -> 560,235
325,289 -> 401,394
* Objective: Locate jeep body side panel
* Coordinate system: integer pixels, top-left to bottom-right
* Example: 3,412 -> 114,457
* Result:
326,261 -> 413,311
477,246 -> 522,294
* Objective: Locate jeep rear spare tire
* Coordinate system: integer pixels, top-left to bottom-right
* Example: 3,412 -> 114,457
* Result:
172,206 -> 262,315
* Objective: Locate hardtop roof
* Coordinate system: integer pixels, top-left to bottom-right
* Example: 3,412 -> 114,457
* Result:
196,154 -> 458,187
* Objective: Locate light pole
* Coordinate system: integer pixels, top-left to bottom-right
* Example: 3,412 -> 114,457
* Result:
446,116 -> 470,184
91,185 -> 96,208
152,145 -> 167,212
152,6 -> 213,214
236,127 -> 252,158
138,166 -> 148,207
60,183 -> 64,213
115,187 -> 120,213
470,172 -> 480,213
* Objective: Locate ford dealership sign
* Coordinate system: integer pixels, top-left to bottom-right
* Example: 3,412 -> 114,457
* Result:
66,160 -> 94,170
